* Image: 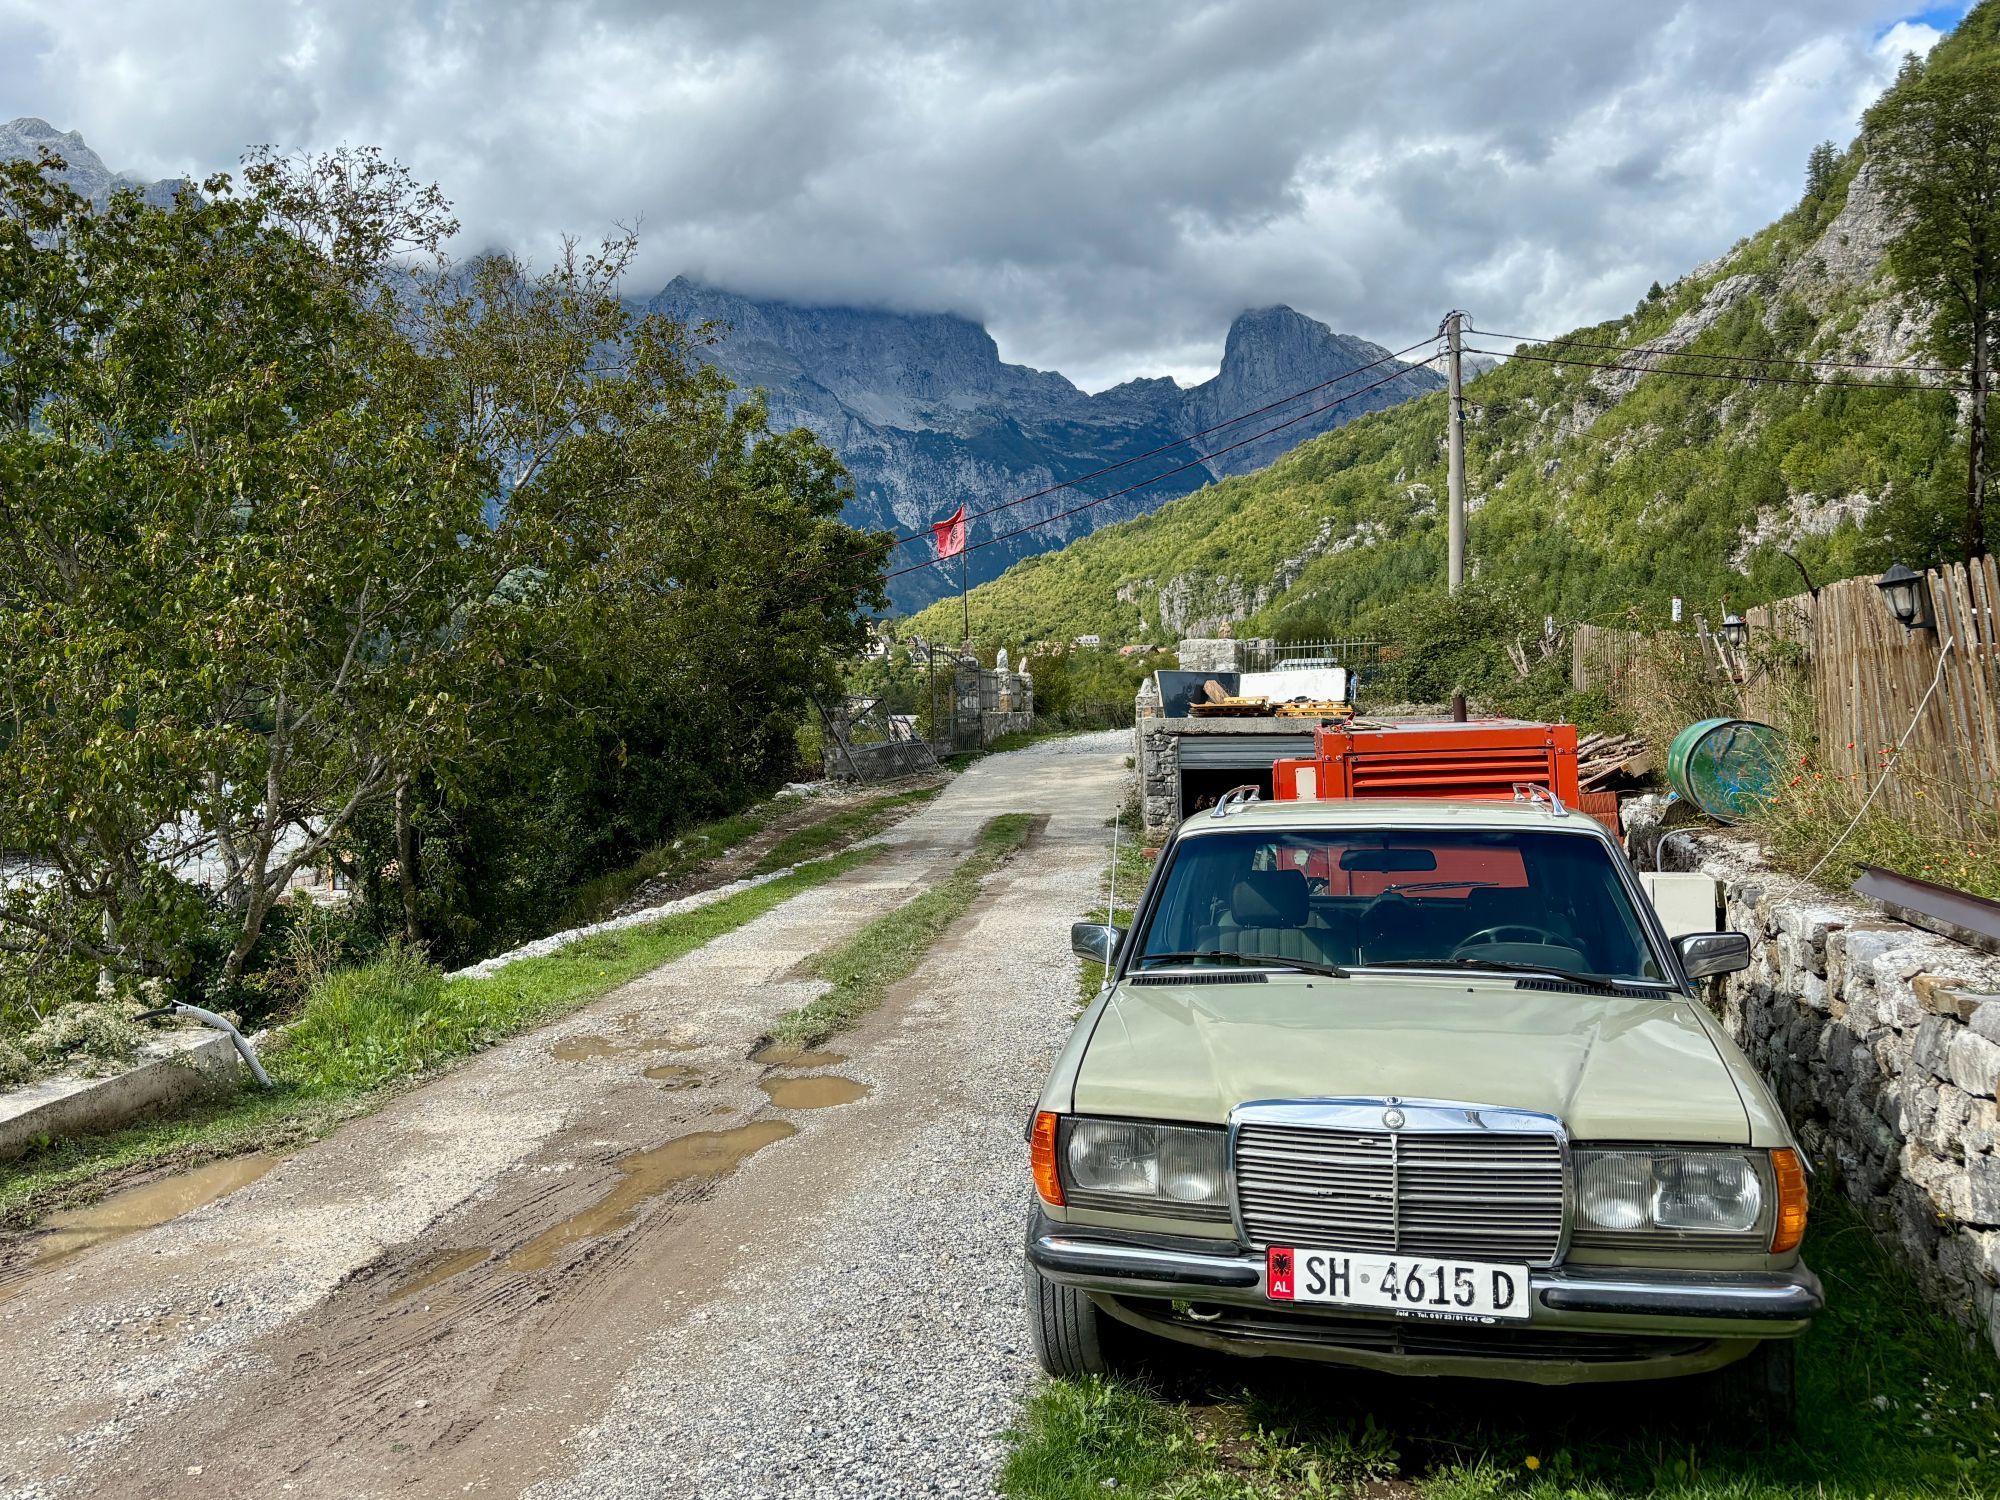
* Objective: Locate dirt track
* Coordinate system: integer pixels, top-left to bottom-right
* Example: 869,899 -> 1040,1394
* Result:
0,732 -> 1127,1499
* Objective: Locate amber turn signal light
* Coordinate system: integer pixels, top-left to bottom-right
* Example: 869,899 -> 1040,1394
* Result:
1031,1110 -> 1065,1206
1771,1148 -> 1808,1254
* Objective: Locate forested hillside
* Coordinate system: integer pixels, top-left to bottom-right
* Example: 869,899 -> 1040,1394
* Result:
910,7 -> 1996,655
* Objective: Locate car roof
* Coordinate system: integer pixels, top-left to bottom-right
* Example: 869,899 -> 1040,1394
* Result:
1175,796 -> 1614,839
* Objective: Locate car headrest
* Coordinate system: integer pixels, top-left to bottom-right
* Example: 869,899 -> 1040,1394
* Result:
1232,870 -> 1308,928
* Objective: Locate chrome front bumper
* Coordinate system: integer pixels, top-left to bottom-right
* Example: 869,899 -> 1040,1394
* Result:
1027,1214 -> 1821,1341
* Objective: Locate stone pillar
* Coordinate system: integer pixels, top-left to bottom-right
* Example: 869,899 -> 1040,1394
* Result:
1134,677 -> 1162,763
1139,725 -> 1180,836
954,656 -> 982,753
1177,638 -> 1240,673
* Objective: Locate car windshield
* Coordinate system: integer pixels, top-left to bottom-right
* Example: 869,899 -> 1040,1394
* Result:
1132,826 -> 1667,984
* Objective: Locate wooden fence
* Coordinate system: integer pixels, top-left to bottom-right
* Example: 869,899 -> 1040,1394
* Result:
1574,558 -> 2000,839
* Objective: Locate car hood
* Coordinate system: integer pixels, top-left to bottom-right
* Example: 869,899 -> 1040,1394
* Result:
1071,974 -> 1750,1144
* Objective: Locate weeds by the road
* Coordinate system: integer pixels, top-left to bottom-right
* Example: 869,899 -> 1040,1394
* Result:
769,813 -> 1037,1049
0,846 -> 884,1230
555,809 -> 773,930
750,787 -> 940,875
1000,1194 -> 2000,1500
555,783 -> 939,929
1076,789 -> 1152,1004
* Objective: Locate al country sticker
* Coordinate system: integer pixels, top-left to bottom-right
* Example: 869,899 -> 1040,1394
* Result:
1267,1246 -> 1295,1301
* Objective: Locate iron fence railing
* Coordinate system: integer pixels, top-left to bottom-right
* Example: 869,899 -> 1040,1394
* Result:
1240,639 -> 1385,672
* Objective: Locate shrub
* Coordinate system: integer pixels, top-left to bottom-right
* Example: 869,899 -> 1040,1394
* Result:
0,1041 -> 32,1089
24,1002 -> 144,1077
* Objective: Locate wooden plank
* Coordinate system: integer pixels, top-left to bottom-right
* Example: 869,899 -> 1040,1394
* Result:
1965,556 -> 2000,821
1947,559 -> 1989,834
1921,565 -> 1968,835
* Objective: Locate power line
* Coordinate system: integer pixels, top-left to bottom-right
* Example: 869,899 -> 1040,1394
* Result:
883,334 -> 1441,552
882,357 -> 1434,582
1458,344 -> 1971,394
1465,324 -> 1962,379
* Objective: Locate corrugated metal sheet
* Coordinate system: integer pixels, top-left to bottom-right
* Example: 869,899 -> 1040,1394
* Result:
1176,733 -> 1315,768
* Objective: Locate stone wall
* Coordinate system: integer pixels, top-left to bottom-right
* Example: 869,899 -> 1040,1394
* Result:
1633,806 -> 2000,1355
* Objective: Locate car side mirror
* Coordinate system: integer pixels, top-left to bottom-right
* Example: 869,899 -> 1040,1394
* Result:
1675,931 -> 1751,979
1071,922 -> 1125,965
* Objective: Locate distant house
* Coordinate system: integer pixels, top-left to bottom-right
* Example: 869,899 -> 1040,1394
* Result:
1074,634 -> 1102,647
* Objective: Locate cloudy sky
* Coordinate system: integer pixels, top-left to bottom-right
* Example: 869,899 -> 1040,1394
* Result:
0,1 -> 1969,389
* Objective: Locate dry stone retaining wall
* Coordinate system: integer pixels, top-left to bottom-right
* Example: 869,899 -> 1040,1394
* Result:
1633,804 -> 2000,1355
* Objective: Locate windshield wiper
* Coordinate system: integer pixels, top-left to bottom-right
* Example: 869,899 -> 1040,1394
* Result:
1358,957 -> 1646,992
1136,950 -> 1350,979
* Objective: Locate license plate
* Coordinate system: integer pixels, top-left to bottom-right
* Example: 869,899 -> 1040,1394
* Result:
1266,1246 -> 1531,1321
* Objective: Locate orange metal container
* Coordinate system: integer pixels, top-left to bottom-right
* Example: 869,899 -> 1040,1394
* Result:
1273,720 -> 1619,833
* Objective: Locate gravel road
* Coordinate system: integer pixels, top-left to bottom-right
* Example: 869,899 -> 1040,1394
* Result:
0,731 -> 1128,1500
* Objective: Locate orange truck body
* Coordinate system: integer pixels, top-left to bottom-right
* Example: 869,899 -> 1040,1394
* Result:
1272,720 -> 1620,834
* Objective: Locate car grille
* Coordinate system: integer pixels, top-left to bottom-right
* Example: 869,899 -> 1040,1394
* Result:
1234,1121 -> 1565,1264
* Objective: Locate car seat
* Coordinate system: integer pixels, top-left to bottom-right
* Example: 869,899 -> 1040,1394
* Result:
1204,869 -> 1331,966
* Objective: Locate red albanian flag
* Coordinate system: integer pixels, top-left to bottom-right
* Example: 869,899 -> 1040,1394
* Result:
932,504 -> 967,560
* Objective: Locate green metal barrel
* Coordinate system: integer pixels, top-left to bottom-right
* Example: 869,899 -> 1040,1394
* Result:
1666,718 -> 1782,823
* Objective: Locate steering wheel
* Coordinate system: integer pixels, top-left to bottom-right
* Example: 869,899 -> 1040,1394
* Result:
1456,924 -> 1563,951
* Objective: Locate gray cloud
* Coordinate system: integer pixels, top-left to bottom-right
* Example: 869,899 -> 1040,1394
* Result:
0,0 -> 1956,387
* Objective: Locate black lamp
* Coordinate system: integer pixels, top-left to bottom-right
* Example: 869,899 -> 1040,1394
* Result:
1875,562 -> 1933,631
1720,613 -> 1749,649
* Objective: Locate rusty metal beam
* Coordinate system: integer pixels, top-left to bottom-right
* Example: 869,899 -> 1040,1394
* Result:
1852,864 -> 2000,957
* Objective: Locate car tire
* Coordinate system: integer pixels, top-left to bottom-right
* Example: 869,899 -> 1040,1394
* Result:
1700,1339 -> 1798,1433
1023,1251 -> 1141,1378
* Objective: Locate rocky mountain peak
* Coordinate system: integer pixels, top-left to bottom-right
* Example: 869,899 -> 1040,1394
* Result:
0,117 -> 182,208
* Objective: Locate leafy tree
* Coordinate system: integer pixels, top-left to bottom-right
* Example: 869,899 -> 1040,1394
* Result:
1804,140 -> 1840,208
0,147 -> 886,1005
1865,49 -> 2000,557
0,154 -> 496,990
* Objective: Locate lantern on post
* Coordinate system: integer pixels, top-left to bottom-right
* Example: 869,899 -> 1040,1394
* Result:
1874,562 -> 1934,632
1719,614 -> 1749,650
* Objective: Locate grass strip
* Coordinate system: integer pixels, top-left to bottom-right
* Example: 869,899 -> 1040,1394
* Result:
554,807 -> 776,930
0,845 -> 883,1230
553,783 -> 944,930
1000,1191 -> 2000,1499
750,786 -> 941,875
769,812 -> 1037,1049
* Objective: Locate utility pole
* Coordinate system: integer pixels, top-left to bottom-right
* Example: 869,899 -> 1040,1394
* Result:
1445,310 -> 1467,592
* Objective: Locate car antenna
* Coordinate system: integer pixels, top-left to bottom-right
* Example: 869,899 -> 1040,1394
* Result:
1107,803 -> 1121,939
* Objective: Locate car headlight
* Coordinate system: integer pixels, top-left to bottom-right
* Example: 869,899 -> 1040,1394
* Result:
1574,1148 -> 1767,1235
1062,1118 -> 1228,1212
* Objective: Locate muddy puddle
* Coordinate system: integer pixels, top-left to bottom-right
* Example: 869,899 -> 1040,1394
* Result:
758,1075 -> 870,1110
504,1120 -> 796,1273
388,1247 -> 491,1304
642,1063 -> 704,1088
551,1032 -> 696,1062
750,1043 -> 846,1069
2,1153 -> 281,1291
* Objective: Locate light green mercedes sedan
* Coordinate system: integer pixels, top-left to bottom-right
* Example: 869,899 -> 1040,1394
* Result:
1027,794 -> 1816,1423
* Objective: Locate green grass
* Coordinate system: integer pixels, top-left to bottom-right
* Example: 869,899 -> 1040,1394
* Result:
0,845 -> 883,1230
1077,792 -> 1154,1003
554,807 -> 775,929
749,786 -> 941,874
769,813 -> 1038,1048
1001,1193 -> 2000,1499
554,784 -> 943,930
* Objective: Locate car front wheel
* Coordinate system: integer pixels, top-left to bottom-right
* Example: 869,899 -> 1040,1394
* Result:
1698,1339 -> 1798,1433
1023,1246 -> 1146,1378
